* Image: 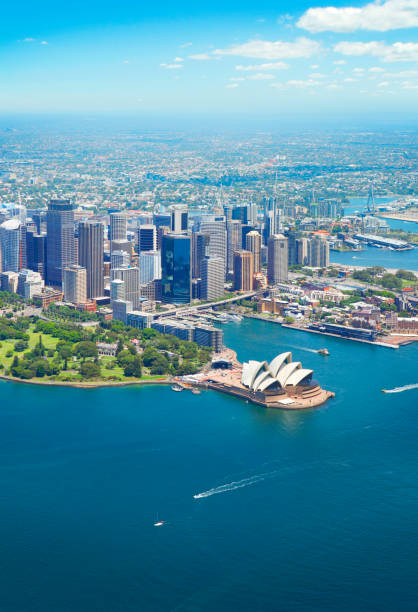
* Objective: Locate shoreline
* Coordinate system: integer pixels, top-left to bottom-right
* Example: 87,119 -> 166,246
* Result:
0,374 -> 172,389
376,213 -> 418,224
280,323 -> 402,348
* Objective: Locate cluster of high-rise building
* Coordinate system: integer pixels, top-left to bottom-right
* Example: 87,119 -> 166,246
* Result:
0,198 -> 330,337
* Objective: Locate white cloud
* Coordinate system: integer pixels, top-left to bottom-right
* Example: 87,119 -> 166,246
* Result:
334,40 -> 418,62
229,77 -> 245,81
343,77 -> 357,81
333,59 -> 346,65
235,62 -> 288,71
297,0 -> 418,33
378,81 -> 390,86
123,60 -> 130,64
402,80 -> 418,88
188,53 -> 213,60
353,67 -> 365,73
40,40 -> 48,45
310,72 -> 327,78
180,42 -> 192,48
226,83 -> 239,88
248,73 -> 276,80
173,57 -> 183,62
369,66 -> 385,72
213,37 -> 321,60
310,64 -> 319,69
327,83 -> 342,89
22,37 -> 36,42
160,63 -> 184,69
286,79 -> 321,87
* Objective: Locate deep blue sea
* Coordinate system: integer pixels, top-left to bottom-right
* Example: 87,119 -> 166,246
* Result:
0,319 -> 417,611
332,197 -> 418,270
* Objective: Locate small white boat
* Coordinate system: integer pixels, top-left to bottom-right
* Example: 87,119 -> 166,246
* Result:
154,521 -> 164,527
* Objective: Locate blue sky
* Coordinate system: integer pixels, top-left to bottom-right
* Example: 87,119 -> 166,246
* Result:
1,0 -> 417,115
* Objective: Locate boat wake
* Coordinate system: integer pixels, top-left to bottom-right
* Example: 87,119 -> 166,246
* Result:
383,383 -> 418,394
193,470 -> 279,499
287,345 -> 318,354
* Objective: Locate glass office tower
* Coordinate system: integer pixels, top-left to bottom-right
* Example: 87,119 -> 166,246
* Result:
161,234 -> 191,304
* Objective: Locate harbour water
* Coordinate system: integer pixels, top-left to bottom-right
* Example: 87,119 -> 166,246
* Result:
331,197 -> 418,270
0,318 -> 417,611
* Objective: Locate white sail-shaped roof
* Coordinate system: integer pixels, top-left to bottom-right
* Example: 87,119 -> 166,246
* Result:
257,376 -> 280,392
252,370 -> 271,391
276,362 -> 301,387
286,369 -> 313,386
269,352 -> 292,377
242,360 -> 268,387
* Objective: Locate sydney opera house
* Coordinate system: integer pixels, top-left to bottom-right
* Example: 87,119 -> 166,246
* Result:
206,351 -> 333,410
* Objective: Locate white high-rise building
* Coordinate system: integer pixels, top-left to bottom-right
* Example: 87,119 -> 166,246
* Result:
139,251 -> 161,284
267,234 -> 288,284
63,265 -> 87,304
17,269 -> 44,298
111,267 -> 140,309
200,257 -> 225,300
0,218 -> 21,272
110,212 -> 127,242
199,220 -> 227,272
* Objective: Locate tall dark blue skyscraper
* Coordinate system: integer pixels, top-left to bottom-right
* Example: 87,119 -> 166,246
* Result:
161,234 -> 191,304
46,200 -> 75,287
78,221 -> 104,299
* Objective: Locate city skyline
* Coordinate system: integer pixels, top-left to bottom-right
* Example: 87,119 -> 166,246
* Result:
1,0 -> 417,116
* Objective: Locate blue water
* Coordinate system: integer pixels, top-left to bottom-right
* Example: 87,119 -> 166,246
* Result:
0,319 -> 418,611
331,246 -> 418,270
332,197 -> 418,270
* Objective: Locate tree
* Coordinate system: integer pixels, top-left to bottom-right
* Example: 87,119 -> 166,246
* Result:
123,355 -> 142,377
14,340 -> 28,352
74,341 -> 98,359
80,361 -> 101,379
381,274 -> 402,290
396,269 -> 416,282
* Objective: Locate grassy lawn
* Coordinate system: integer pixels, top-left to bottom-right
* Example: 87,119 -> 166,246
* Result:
0,326 -> 171,384
0,327 -> 59,371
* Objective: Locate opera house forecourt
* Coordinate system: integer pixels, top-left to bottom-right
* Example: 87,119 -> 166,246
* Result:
206,351 -> 334,410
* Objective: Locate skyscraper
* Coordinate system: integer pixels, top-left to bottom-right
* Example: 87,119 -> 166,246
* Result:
161,233 -> 191,304
46,199 -> 75,287
137,224 -> 157,252
199,220 -> 227,272
267,234 -> 288,284
170,207 -> 188,233
111,266 -> 140,309
245,231 -> 261,274
200,257 -> 225,300
308,236 -> 330,268
139,251 -> 161,284
78,221 -> 104,299
192,232 -> 210,279
233,250 -> 253,291
227,219 -> 242,273
0,218 -> 21,272
63,265 -> 87,304
26,231 -> 47,278
296,238 -> 308,265
110,212 -> 127,244
111,250 -> 130,269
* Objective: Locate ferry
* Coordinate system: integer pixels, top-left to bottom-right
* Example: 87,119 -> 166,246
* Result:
317,348 -> 330,356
